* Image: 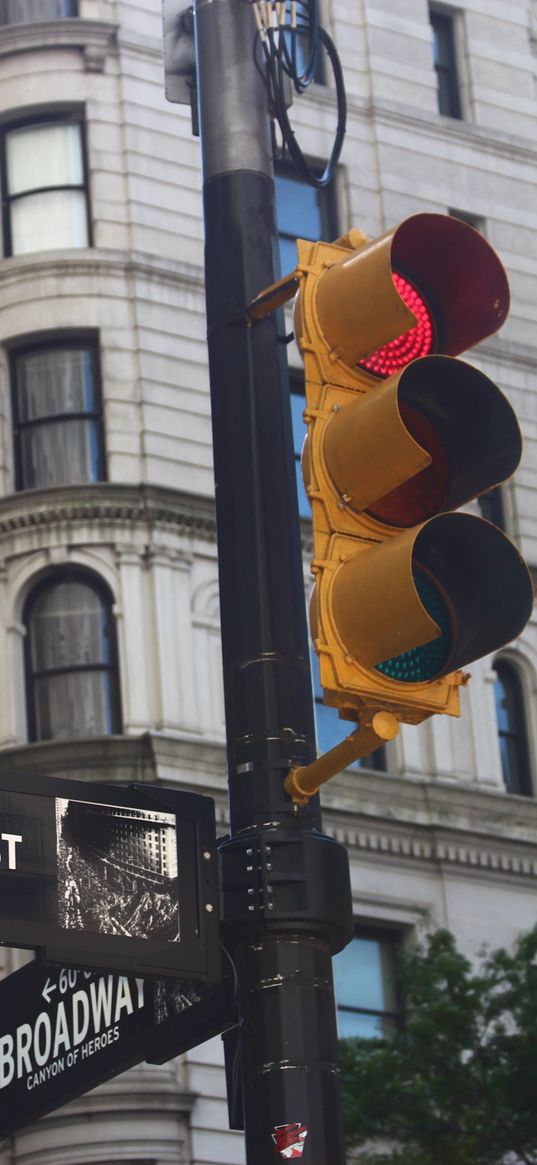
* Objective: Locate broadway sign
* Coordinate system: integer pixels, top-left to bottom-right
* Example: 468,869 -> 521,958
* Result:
0,958 -> 237,1137
0,770 -> 219,980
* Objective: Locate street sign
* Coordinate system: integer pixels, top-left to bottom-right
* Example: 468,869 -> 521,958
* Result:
0,957 -> 237,1137
0,771 -> 220,980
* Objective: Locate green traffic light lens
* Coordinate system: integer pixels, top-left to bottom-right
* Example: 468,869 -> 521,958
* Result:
375,569 -> 453,683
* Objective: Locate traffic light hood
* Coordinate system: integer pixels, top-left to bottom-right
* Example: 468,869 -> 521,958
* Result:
304,213 -> 510,373
321,355 -> 523,530
326,513 -> 533,681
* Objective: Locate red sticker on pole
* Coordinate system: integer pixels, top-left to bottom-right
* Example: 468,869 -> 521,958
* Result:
272,1123 -> 308,1159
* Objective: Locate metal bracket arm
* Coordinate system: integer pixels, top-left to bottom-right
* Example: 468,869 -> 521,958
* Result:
284,711 -> 400,802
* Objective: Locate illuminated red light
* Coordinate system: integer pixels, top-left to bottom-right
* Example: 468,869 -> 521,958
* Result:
358,273 -> 435,378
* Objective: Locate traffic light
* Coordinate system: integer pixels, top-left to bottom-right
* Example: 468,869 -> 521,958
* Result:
288,213 -> 533,728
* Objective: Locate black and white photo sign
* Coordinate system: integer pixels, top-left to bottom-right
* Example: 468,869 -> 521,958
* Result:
0,771 -> 219,980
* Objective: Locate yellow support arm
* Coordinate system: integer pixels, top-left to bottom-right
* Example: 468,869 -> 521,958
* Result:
284,711 -> 399,803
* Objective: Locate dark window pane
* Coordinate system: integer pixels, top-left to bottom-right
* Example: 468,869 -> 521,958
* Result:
34,670 -> 114,740
478,486 -> 506,530
25,575 -> 121,742
289,390 -> 307,452
0,0 -> 77,21
494,660 -> 531,796
276,175 -> 324,240
334,936 -> 397,1012
499,734 -> 523,795
29,582 -> 111,671
333,934 -> 399,1038
430,9 -> 462,119
359,745 -> 387,772
495,670 -> 514,734
275,170 -> 334,274
290,390 -> 309,518
16,348 -> 95,418
13,344 -> 104,489
448,208 -> 485,233
20,418 -> 102,487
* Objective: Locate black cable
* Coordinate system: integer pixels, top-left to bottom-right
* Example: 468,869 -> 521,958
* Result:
253,3 -> 347,189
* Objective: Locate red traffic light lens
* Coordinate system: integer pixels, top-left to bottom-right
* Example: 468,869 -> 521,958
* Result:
358,273 -> 435,379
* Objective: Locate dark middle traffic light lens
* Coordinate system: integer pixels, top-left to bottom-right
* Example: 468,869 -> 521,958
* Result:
367,402 -> 450,527
358,273 -> 435,378
375,568 -> 453,682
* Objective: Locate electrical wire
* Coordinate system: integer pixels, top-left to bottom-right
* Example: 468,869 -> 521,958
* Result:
252,0 -> 347,188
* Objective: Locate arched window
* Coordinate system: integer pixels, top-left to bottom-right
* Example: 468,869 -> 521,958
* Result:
494,658 -> 532,796
24,571 -> 121,741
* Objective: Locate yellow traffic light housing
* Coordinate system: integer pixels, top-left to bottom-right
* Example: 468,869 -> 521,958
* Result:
249,213 -> 534,785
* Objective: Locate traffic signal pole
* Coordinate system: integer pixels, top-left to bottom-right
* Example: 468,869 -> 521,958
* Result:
194,2 -> 352,1162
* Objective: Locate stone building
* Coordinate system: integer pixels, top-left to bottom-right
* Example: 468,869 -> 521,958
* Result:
0,0 -> 535,1163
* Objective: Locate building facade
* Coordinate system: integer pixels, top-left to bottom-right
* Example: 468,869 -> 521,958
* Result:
0,0 -> 535,1162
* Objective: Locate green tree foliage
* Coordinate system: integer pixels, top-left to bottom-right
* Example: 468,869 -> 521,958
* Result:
340,925 -> 537,1165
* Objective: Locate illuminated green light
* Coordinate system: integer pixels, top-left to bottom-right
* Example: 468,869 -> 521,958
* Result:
375,569 -> 452,683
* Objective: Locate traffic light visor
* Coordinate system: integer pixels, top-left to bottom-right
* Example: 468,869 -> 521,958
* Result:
310,214 -> 509,373
327,514 -> 533,680
321,356 -> 522,528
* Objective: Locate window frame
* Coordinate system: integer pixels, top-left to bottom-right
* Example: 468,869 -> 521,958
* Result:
23,568 -> 122,743
0,109 -> 92,258
429,6 -> 463,120
334,925 -> 402,1039
9,333 -> 106,492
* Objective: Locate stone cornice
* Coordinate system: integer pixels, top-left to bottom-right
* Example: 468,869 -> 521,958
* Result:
0,248 -> 204,295
0,18 -> 118,72
342,825 -> 537,881
0,482 -> 322,560
0,482 -> 217,542
325,769 -> 537,880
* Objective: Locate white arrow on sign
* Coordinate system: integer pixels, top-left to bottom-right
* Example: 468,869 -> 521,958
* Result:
42,978 -> 57,1004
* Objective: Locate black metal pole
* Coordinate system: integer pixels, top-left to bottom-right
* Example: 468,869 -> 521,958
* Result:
193,3 -> 352,1161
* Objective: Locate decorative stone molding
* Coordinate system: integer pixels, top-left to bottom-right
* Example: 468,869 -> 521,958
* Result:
0,248 -> 204,298
337,823 -> 537,880
0,18 -> 118,72
0,483 -> 218,543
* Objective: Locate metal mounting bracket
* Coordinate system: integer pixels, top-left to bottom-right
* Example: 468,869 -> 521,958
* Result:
162,0 -> 199,134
